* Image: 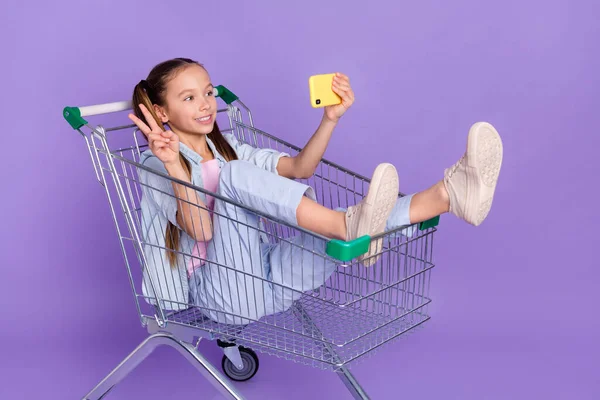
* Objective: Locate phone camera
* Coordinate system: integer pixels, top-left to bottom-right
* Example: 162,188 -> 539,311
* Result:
316,99 -> 321,105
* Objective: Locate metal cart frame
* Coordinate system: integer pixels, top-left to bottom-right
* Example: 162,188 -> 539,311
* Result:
63,85 -> 440,400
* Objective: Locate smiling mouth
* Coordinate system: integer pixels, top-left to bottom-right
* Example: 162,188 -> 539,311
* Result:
195,115 -> 213,124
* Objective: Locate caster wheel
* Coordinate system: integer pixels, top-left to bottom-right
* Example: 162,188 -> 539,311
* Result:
221,346 -> 259,382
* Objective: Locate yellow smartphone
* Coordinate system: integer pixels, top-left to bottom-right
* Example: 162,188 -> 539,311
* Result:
309,73 -> 342,108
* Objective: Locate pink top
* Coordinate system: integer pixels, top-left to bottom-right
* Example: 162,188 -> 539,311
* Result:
188,159 -> 220,277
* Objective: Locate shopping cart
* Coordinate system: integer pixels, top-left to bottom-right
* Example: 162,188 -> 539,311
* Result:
63,84 -> 440,400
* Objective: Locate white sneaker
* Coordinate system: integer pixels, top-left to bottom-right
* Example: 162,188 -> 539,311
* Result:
346,163 -> 399,266
443,122 -> 503,226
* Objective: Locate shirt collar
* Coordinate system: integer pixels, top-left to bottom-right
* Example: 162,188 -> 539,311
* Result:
178,136 -> 223,165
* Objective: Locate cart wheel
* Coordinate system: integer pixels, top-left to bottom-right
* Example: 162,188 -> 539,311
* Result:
221,346 -> 259,382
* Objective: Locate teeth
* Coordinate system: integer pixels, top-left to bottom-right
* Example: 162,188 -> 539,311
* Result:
197,116 -> 210,121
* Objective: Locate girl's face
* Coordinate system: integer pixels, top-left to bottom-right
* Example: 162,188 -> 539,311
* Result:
156,64 -> 217,136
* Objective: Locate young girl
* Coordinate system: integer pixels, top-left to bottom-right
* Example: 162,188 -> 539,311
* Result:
129,58 -> 503,324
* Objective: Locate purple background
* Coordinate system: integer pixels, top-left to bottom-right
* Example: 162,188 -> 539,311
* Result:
3,0 -> 599,398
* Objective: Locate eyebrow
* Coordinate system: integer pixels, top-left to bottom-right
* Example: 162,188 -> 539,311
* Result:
178,83 -> 213,97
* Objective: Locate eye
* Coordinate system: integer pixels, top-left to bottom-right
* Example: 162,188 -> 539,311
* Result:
184,95 -> 194,101
206,90 -> 214,97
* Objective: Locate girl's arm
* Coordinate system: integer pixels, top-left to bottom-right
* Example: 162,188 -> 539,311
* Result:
277,72 -> 355,179
128,105 -> 213,242
165,162 -> 213,242
277,116 -> 338,179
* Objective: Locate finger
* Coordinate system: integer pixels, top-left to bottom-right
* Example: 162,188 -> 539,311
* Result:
164,131 -> 178,145
334,82 -> 351,92
153,139 -> 171,152
336,72 -> 350,82
340,84 -> 354,99
332,87 -> 351,104
333,73 -> 348,82
148,133 -> 170,145
345,87 -> 354,101
138,104 -> 163,132
336,85 -> 353,103
334,78 -> 351,92
341,92 -> 353,105
161,130 -> 175,139
128,113 -> 151,136
332,84 -> 352,101
153,140 -> 167,149
332,86 -> 351,104
149,132 -> 169,141
139,104 -> 164,133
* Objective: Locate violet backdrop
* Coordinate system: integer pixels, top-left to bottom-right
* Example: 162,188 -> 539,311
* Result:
2,0 -> 599,399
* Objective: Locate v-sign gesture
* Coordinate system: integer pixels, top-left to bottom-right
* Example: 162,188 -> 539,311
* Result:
129,104 -> 180,166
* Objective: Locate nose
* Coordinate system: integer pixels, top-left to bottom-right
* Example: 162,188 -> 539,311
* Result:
198,96 -> 210,111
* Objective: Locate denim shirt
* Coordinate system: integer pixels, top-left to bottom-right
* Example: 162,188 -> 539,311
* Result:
137,133 -> 290,311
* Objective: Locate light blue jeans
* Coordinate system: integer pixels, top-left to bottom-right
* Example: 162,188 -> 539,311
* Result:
189,160 -> 414,325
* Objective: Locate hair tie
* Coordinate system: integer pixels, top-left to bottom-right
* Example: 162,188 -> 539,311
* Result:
139,79 -> 150,91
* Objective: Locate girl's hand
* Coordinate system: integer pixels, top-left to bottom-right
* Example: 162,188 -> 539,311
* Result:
128,104 -> 180,166
324,72 -> 354,123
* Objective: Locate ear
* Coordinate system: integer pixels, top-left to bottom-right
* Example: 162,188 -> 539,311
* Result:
153,104 -> 169,123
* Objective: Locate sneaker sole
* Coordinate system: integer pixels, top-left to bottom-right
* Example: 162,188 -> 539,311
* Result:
359,163 -> 399,266
465,122 -> 503,226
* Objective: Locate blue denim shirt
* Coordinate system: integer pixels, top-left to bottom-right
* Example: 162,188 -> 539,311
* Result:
138,133 -> 290,310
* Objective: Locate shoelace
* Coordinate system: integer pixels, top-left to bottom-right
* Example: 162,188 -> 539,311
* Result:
345,202 -> 364,231
345,203 -> 362,241
446,155 -> 465,179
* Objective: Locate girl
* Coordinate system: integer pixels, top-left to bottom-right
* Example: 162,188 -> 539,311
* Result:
130,58 -> 503,324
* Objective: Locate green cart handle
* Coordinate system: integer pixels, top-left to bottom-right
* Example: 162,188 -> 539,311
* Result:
63,106 -> 87,130
326,216 -> 440,262
214,85 -> 239,105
